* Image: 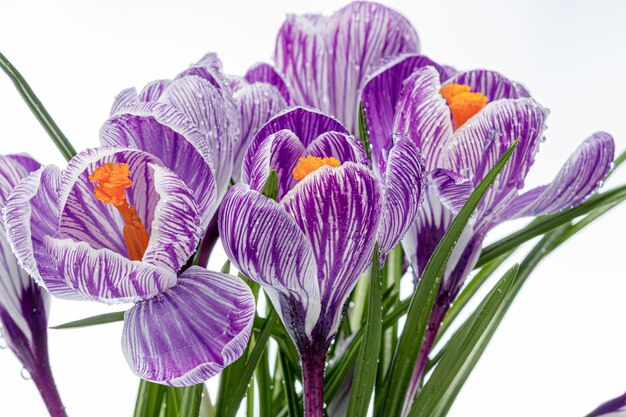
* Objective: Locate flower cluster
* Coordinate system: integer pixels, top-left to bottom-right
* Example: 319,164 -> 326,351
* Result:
0,1 -> 620,417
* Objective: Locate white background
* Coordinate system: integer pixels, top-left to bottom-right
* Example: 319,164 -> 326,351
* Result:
1,0 -> 625,416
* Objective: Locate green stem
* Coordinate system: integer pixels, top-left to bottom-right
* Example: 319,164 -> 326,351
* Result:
0,51 -> 76,161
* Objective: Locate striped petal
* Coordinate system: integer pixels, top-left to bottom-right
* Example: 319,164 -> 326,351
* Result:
122,267 -> 255,386
100,101 -> 217,228
43,236 -> 177,303
444,69 -> 531,101
361,54 -> 448,167
377,136 -> 425,259
444,98 -> 548,230
139,80 -> 171,102
503,132 -> 615,220
305,131 -> 369,167
253,106 -> 349,150
392,66 -> 453,170
244,62 -> 292,104
233,82 -> 287,181
281,162 -> 382,340
219,184 -> 320,339
585,392 -> 626,417
0,154 -> 41,204
111,87 -> 140,115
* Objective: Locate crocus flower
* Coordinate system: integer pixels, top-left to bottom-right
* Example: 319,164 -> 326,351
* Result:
4,146 -> 255,386
253,1 -> 420,134
585,392 -> 626,417
361,55 -> 616,408
0,155 -> 66,417
219,106 -> 424,416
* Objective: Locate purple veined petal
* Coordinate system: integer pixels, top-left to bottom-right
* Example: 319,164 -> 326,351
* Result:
324,1 -> 421,132
281,162 -> 382,340
253,106 -> 349,149
305,131 -> 369,166
244,62 -> 292,104
219,184 -> 320,338
43,236 -> 177,303
444,98 -> 549,230
100,101 -> 217,228
444,69 -> 531,101
361,54 -> 448,167
0,154 -> 41,204
138,79 -> 172,102
377,136 -> 425,259
110,88 -> 140,116
502,132 -> 615,220
585,392 -> 626,417
57,147 -> 162,256
177,52 -> 232,99
122,266 -> 255,386
392,65 -> 454,171
233,83 -> 288,181
3,166 -> 81,300
402,169 -> 474,281
274,13 -> 329,111
241,130 -> 306,201
142,164 -> 202,273
160,76 -> 239,199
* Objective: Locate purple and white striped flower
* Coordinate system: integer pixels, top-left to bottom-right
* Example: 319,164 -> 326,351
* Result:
3,147 -> 255,386
361,55 -> 616,408
254,1 -> 420,134
219,106 -> 424,416
585,392 -> 626,417
0,155 -> 66,417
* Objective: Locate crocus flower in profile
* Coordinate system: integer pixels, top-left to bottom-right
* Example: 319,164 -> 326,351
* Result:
361,55 -> 616,408
0,155 -> 66,417
4,146 -> 255,386
255,1 -> 420,134
219,106 -> 424,416
585,392 -> 626,417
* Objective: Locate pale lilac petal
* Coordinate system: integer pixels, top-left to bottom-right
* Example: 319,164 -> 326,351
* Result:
445,69 -> 531,101
138,80 -> 171,102
241,130 -> 305,201
244,62 -> 292,103
323,2 -> 421,132
444,98 -> 549,230
253,106 -> 349,149
585,392 -> 626,417
281,162 -> 382,340
177,53 -> 233,101
305,131 -> 369,166
219,184 -> 320,338
43,237 -> 177,303
100,101 -> 217,228
4,166 -> 80,299
142,164 -> 202,273
122,267 -> 255,386
160,76 -> 238,199
362,54 -> 448,167
377,136 -> 425,258
0,154 -> 41,203
233,83 -> 287,181
392,66 -> 453,170
402,169 -> 474,280
503,132 -> 615,220
110,88 -> 139,115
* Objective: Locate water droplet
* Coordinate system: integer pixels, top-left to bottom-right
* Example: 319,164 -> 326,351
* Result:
21,367 -> 31,380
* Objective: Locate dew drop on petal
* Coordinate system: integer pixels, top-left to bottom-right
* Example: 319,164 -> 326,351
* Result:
21,367 -> 31,380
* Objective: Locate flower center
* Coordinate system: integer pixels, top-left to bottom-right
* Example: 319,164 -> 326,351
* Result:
89,162 -> 150,261
439,83 -> 488,129
292,156 -> 341,181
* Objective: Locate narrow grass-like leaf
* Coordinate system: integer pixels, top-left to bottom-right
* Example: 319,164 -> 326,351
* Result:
358,102 -> 372,160
376,139 -> 519,417
50,311 -> 125,329
279,350 -> 301,417
134,380 -> 167,417
179,385 -> 203,417
346,245 -> 382,417
408,264 -> 519,417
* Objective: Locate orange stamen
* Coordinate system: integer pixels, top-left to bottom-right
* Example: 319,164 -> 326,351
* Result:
439,83 -> 488,129
293,156 -> 341,181
89,163 -> 150,261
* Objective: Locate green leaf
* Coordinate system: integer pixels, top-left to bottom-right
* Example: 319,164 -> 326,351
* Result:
179,385 -> 203,417
279,350 -> 301,417
134,380 -> 167,417
358,102 -> 372,160
346,245 -> 383,417
215,311 -> 279,417
376,138 -> 520,417
408,264 -> 520,417
50,311 -> 125,329
261,170 -> 279,200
